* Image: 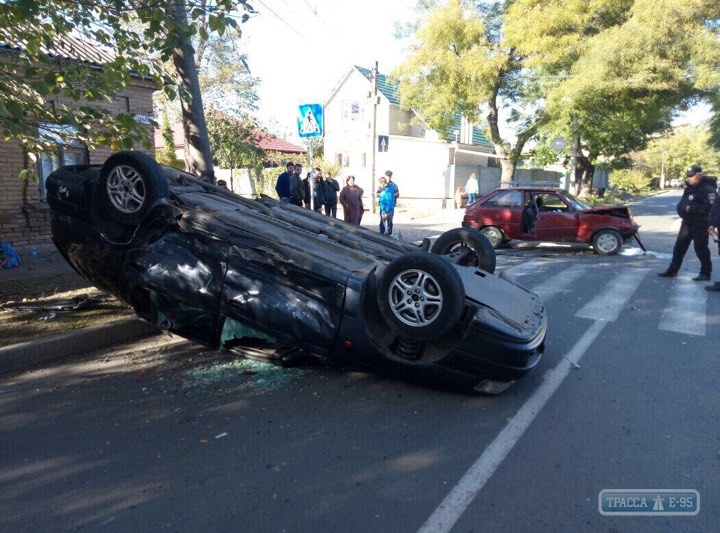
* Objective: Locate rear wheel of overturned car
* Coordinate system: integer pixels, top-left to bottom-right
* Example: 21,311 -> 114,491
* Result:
431,228 -> 497,273
377,252 -> 464,341
592,228 -> 622,255
99,151 -> 169,225
478,226 -> 503,249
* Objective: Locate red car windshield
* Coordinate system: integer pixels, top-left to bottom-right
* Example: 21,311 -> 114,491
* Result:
561,192 -> 593,211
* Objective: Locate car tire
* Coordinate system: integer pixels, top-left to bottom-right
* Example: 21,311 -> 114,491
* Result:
592,229 -> 622,255
377,252 -> 464,341
431,228 -> 497,273
99,151 -> 169,225
479,226 -> 503,249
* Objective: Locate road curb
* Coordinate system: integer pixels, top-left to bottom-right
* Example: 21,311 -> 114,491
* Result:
0,317 -> 161,375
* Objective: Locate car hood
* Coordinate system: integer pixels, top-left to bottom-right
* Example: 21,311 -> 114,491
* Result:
580,204 -> 633,218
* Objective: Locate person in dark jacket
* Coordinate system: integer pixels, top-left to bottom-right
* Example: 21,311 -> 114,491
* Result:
289,164 -> 305,206
706,181 -> 720,292
658,164 -> 716,280
339,175 -> 364,224
322,171 -> 340,217
303,167 -> 326,212
275,162 -> 294,203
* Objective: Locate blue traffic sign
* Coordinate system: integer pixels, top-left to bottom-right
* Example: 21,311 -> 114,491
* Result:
297,104 -> 323,138
378,135 -> 388,152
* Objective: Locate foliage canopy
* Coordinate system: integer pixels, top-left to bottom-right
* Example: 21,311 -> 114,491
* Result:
0,0 -> 255,159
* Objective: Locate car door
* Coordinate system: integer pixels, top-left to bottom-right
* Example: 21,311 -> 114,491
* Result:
534,192 -> 579,242
125,230 -> 228,346
477,189 -> 525,238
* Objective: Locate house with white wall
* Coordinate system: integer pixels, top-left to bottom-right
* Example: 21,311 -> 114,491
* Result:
323,65 -> 498,210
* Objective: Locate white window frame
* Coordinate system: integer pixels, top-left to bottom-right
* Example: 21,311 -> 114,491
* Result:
36,123 -> 89,201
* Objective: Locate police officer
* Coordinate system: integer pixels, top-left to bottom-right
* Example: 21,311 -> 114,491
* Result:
658,164 -> 717,280
706,183 -> 720,291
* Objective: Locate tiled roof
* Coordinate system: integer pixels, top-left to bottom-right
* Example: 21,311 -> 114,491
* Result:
355,65 -> 401,105
1,31 -> 116,68
254,133 -> 305,153
354,65 -> 493,149
444,116 -> 494,150
155,122 -> 305,154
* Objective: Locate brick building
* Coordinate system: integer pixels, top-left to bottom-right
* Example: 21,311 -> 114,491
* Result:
0,36 -> 157,254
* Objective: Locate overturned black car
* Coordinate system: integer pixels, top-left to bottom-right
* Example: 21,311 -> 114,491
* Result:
46,152 -> 546,393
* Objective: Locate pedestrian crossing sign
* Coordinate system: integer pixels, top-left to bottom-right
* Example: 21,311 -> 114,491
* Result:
297,104 -> 324,138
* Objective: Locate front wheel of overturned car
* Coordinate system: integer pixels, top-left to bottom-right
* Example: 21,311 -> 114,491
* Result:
99,151 -> 169,225
377,252 -> 464,341
592,228 -> 622,255
431,228 -> 497,273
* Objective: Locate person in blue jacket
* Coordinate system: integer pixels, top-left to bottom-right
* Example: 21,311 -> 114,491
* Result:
376,175 -> 397,236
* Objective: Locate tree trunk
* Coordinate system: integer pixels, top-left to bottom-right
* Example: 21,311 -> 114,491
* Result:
168,0 -> 215,181
575,154 -> 595,195
500,159 -> 516,186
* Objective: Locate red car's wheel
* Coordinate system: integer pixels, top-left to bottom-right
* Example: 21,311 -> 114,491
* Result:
592,229 -> 622,255
479,226 -> 503,249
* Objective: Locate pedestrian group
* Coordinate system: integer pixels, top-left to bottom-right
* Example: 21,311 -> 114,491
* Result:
275,165 -> 400,233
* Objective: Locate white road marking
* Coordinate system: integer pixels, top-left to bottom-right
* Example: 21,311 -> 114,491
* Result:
575,269 -> 647,321
418,269 -> 646,532
529,264 -> 589,302
500,260 -> 550,279
417,321 -> 607,533
658,278 -> 707,336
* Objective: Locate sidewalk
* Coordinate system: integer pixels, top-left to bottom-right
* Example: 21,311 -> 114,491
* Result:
0,245 -> 76,283
0,246 -> 160,375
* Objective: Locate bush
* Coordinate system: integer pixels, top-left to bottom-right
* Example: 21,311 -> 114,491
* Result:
609,169 -> 652,193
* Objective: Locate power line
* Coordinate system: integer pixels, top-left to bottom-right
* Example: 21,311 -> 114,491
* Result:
253,0 -> 304,38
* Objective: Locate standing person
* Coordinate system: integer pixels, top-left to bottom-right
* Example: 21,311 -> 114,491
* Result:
289,163 -> 305,206
706,184 -> 720,292
384,170 -> 399,200
454,186 -> 465,209
303,167 -> 325,212
465,173 -> 479,204
275,162 -> 294,203
339,175 -> 364,224
322,171 -> 340,217
658,164 -> 716,280
376,175 -> 397,235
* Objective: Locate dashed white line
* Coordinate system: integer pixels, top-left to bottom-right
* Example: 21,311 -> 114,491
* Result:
418,321 -> 607,533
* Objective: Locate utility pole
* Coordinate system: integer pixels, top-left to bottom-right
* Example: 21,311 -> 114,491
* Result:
660,145 -> 667,189
370,61 -> 378,214
570,114 -> 579,194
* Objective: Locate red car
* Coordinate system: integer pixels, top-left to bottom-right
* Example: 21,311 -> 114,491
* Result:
462,187 -> 641,255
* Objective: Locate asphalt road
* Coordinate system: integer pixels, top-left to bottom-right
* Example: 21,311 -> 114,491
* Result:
1,190 -> 718,532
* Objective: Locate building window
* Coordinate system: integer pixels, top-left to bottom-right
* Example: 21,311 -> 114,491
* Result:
36,124 -> 89,201
342,100 -> 363,125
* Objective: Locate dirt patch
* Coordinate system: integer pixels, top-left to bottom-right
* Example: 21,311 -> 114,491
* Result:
0,273 -> 135,348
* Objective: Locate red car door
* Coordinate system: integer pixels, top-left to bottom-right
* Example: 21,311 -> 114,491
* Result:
534,193 -> 579,242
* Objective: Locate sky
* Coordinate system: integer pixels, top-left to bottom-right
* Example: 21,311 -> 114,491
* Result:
236,1 -> 712,141
239,0 -> 417,139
